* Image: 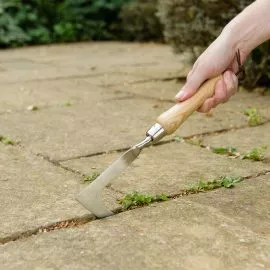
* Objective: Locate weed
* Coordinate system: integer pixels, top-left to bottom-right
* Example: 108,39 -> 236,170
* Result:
241,146 -> 268,161
212,146 -> 239,156
118,191 -> 168,210
0,135 -> 15,145
244,107 -> 263,126
188,176 -> 243,193
83,172 -> 100,183
64,101 -> 72,107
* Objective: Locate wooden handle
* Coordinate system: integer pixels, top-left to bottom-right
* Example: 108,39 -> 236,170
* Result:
157,75 -> 222,135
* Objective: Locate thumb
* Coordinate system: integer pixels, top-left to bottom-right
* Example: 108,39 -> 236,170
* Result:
175,63 -> 211,102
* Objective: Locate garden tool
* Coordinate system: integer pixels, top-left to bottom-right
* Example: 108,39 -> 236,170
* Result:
76,51 -> 245,218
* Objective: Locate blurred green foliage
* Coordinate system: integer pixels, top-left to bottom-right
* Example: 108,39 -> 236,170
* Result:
120,0 -> 163,41
0,0 -> 132,47
158,0 -> 270,89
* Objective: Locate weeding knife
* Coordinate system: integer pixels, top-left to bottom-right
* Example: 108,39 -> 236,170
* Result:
76,76 -> 222,218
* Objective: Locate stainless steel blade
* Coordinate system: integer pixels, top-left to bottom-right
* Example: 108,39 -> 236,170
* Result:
76,146 -> 141,218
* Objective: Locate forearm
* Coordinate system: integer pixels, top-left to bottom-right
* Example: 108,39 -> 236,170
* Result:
224,0 -> 270,55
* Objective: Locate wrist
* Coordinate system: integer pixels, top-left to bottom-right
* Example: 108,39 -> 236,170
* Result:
222,0 -> 270,57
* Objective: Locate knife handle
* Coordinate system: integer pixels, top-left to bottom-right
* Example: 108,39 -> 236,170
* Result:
157,75 -> 222,135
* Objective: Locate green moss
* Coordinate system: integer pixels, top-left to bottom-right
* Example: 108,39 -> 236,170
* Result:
244,107 -> 263,126
118,191 -> 168,210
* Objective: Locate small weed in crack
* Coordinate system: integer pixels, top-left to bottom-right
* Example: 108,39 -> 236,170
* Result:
187,176 -> 243,193
83,171 -> 100,183
212,145 -> 268,161
212,146 -> 239,157
241,146 -> 268,161
244,107 -> 263,126
0,135 -> 15,145
118,192 -> 168,210
63,101 -> 72,107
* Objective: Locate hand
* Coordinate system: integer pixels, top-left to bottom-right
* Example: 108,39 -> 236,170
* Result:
175,30 -> 247,112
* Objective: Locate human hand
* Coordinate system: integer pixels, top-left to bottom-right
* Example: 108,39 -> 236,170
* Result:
175,30 -> 246,112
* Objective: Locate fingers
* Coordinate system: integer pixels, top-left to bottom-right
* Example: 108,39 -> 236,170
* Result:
198,70 -> 238,113
175,58 -> 209,101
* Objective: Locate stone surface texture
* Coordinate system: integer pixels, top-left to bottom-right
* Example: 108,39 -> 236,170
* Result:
0,42 -> 269,270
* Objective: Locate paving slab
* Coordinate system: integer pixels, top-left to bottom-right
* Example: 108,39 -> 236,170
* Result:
111,80 -> 270,117
203,122 -> 270,162
0,98 -> 170,161
1,92 -> 264,161
187,174 -> 270,239
0,144 -> 119,239
1,198 -> 269,270
0,77 -> 132,114
62,141 -> 268,196
0,42 -> 190,84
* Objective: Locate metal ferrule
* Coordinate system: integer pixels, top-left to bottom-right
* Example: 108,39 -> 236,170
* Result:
135,123 -> 166,150
146,123 -> 166,142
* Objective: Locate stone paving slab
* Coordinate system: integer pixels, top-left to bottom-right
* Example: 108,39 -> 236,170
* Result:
0,77 -> 132,114
203,122 -> 270,162
0,43 -> 189,84
62,141 -> 268,195
0,98 -> 170,161
111,79 -> 270,116
1,198 -> 269,270
0,144 -> 119,239
0,93 -> 261,161
187,174 -> 270,239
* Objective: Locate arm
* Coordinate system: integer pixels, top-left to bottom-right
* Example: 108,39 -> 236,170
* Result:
175,0 -> 270,113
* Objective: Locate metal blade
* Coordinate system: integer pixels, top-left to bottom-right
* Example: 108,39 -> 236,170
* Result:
76,146 -> 141,218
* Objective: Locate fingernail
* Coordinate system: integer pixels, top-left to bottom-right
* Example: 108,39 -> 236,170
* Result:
175,90 -> 188,100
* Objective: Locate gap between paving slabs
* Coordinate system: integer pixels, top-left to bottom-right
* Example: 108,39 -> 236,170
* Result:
2,90 -> 267,245
1,124 -> 269,245
1,169 -> 269,246
0,124 -> 270,244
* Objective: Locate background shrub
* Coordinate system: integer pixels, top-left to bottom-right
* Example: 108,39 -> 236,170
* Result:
0,0 -> 132,47
158,0 -> 270,89
120,0 -> 163,41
